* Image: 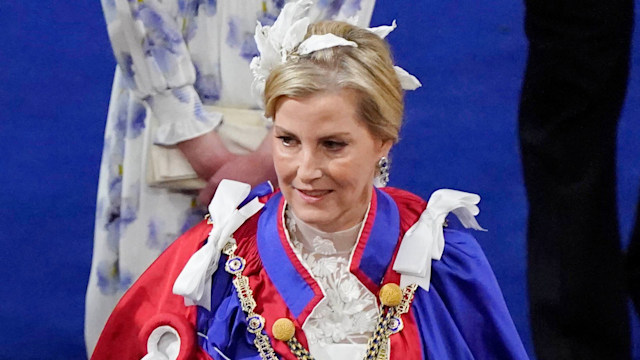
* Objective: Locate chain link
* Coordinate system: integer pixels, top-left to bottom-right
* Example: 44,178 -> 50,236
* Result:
222,241 -> 419,360
396,284 -> 418,315
224,242 -> 277,360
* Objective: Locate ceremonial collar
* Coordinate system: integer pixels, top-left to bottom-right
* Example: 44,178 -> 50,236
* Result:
257,187 -> 400,325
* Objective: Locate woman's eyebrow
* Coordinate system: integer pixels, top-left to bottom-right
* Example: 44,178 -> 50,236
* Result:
318,132 -> 351,140
274,126 -> 350,139
273,125 -> 295,135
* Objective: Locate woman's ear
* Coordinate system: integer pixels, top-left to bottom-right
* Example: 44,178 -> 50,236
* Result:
378,139 -> 393,159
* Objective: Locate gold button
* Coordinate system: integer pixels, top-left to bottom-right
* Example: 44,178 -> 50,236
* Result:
272,318 -> 295,341
379,283 -> 403,307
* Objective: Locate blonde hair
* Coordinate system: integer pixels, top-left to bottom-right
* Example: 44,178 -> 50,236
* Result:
264,21 -> 404,143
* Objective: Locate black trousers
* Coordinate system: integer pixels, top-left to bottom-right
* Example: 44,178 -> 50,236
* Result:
518,0 -> 637,358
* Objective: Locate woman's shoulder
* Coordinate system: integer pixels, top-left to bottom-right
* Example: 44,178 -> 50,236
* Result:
440,228 -> 488,267
169,219 -> 213,255
380,186 -> 427,207
379,187 -> 427,232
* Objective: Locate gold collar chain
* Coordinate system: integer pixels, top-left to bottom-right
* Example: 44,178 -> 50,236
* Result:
221,242 -> 418,360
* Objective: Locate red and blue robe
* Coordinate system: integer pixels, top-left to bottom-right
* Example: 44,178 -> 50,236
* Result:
93,185 -> 528,359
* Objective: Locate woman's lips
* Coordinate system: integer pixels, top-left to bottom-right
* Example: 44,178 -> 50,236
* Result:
295,188 -> 332,202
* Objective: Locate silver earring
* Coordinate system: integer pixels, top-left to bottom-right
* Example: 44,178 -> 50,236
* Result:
374,156 -> 390,187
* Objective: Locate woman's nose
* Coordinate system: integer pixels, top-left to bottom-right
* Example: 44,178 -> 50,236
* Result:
296,147 -> 323,183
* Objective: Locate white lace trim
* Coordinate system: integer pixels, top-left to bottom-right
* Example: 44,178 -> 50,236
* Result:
285,208 -> 378,346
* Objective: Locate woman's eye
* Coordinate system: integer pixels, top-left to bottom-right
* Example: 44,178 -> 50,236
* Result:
277,136 -> 298,147
323,140 -> 347,151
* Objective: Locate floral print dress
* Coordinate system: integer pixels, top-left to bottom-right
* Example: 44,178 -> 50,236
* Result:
86,0 -> 375,355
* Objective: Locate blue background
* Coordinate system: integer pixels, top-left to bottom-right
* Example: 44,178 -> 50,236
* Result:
1,1 -> 639,359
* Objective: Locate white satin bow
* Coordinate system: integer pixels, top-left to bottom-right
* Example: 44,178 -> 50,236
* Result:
392,189 -> 486,291
173,180 -> 264,310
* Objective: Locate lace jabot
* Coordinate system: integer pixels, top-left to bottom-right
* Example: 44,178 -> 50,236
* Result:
285,208 -> 379,347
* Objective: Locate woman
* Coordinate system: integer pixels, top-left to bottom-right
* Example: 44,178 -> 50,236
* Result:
93,5 -> 528,359
87,0 -> 375,354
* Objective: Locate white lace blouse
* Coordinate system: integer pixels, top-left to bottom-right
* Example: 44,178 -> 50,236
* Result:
285,208 -> 379,359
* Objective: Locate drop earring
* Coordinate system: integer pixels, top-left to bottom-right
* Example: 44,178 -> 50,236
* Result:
374,156 -> 390,187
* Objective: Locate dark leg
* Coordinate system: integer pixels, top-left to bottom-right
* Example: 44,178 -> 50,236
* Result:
519,0 -> 634,358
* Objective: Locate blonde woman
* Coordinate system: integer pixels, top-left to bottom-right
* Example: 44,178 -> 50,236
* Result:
87,1 -> 375,355
93,4 -> 527,359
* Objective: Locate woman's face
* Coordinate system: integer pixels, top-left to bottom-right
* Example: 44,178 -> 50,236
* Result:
272,89 -> 391,233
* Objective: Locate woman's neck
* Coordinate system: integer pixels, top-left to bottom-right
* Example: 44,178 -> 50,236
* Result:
287,208 -> 363,254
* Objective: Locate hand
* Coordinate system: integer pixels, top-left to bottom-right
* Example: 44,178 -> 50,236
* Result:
177,131 -> 233,180
197,151 -> 277,205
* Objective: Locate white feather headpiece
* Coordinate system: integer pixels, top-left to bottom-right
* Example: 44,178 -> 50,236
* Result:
249,0 -> 422,107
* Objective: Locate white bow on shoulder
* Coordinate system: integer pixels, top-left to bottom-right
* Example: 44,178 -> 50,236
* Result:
173,180 -> 264,310
392,189 -> 486,291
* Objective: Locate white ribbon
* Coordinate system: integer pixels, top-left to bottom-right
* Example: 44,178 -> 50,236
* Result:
172,180 -> 264,310
394,66 -> 422,91
392,189 -> 486,291
368,20 -> 422,90
250,0 -> 314,102
298,33 -> 357,56
250,0 -> 422,106
367,20 -> 397,39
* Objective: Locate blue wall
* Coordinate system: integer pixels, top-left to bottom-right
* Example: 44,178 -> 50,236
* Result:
1,1 -> 639,358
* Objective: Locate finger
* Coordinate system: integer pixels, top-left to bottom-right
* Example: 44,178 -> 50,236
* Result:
197,177 -> 219,206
